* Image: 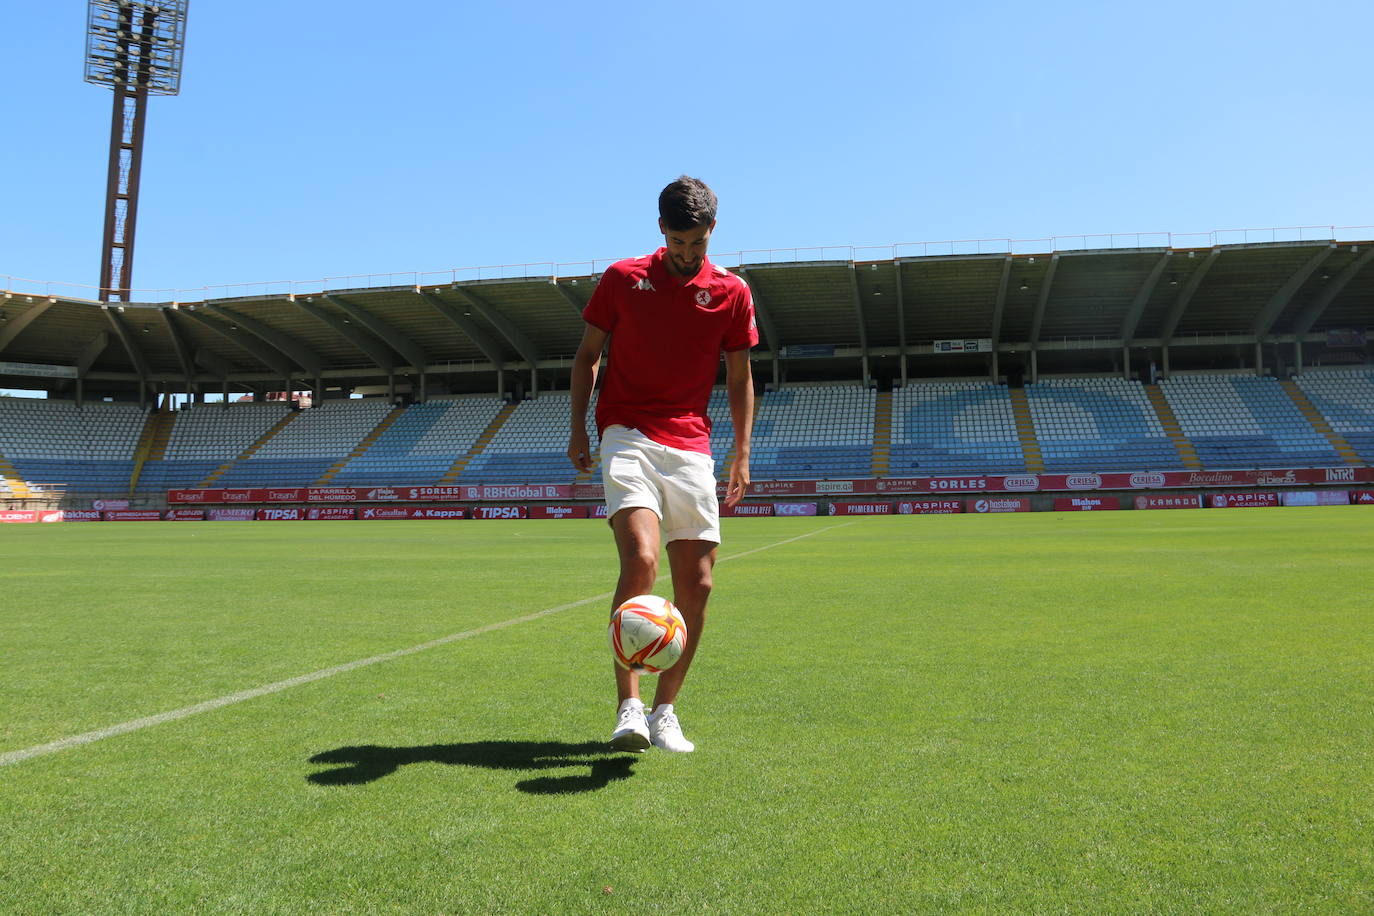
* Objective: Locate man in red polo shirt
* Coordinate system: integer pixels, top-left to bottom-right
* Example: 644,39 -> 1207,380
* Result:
568,176 -> 757,753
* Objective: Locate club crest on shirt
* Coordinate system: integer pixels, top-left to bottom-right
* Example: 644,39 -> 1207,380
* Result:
695,289 -> 712,306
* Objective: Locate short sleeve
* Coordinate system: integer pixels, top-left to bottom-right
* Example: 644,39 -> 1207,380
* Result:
723,283 -> 760,351
581,267 -> 619,333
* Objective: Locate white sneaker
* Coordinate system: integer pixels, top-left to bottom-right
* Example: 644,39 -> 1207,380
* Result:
609,699 -> 649,753
647,705 -> 695,753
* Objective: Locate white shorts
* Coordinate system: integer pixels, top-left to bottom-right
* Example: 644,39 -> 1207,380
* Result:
600,425 -> 720,544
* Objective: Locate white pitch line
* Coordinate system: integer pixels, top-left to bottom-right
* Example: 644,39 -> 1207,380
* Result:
0,522 -> 852,768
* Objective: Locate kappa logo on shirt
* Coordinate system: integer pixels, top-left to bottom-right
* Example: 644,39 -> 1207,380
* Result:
632,277 -> 655,292
695,289 -> 712,306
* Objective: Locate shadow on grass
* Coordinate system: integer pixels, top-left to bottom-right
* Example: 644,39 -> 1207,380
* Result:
306,740 -> 637,794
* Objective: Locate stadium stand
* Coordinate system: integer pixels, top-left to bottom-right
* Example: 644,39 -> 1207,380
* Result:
1026,378 -> 1185,471
1295,368 -> 1374,464
0,398 -> 146,494
135,401 -> 291,492
457,392 -> 599,484
888,382 -> 1024,475
331,396 -> 506,486
212,399 -> 393,487
749,384 -> 875,479
1159,374 -> 1343,469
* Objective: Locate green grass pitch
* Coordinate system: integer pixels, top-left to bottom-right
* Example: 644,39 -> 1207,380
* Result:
1,509 -> 1371,913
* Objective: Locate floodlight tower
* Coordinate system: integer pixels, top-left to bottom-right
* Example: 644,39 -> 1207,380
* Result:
84,0 -> 189,302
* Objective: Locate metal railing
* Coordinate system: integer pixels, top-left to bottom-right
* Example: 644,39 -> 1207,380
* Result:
3,224 -> 1370,305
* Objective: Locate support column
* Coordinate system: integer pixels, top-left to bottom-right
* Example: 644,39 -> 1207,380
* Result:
1254,341 -> 1263,377
1030,350 -> 1038,384
1162,346 -> 1170,378
1123,346 -> 1131,380
1295,339 -> 1304,376
387,374 -> 396,403
990,350 -> 998,384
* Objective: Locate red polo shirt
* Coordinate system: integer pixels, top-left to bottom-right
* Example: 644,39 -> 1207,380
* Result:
583,248 -> 758,454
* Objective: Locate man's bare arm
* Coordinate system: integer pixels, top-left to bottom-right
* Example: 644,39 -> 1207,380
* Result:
723,348 -> 753,507
568,322 -> 609,471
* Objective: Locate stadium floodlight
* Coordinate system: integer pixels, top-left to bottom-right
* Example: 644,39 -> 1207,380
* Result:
84,0 -> 190,303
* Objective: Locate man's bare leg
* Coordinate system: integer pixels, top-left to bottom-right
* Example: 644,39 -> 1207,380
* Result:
653,538 -> 716,708
644,538 -> 715,753
607,507 -> 662,752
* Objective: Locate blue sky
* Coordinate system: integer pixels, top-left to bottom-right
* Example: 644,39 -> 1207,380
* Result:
3,0 -> 1372,298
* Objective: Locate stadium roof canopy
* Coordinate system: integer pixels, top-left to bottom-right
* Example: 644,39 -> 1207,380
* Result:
2,238 -> 1371,402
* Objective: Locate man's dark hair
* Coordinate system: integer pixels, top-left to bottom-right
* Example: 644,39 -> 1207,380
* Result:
658,176 -> 718,231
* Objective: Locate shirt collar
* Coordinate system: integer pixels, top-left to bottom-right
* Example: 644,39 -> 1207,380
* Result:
650,247 -> 713,289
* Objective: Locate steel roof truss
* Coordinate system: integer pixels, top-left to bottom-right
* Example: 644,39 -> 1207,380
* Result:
324,295 -> 428,371
103,307 -> 152,379
205,304 -> 323,377
447,286 -> 539,365
418,292 -> 505,369
733,267 -> 781,354
159,308 -> 197,383
1291,246 -> 1374,336
76,331 -> 111,378
0,298 -> 56,354
1252,245 -> 1336,339
1028,255 -> 1060,347
1159,248 -> 1221,344
178,308 -> 295,378
293,298 -> 394,373
1120,252 -> 1171,346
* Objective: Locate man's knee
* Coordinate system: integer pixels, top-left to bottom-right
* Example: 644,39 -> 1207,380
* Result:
622,546 -> 659,584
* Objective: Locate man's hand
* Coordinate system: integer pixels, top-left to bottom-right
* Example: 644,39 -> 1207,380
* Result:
725,453 -> 750,507
568,428 -> 593,472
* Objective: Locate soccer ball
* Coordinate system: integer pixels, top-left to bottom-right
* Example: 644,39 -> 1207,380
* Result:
608,595 -> 687,673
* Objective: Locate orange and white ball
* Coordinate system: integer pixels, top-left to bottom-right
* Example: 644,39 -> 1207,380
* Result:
608,595 -> 687,673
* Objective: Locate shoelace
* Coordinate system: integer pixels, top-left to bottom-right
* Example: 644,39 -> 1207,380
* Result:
652,710 -> 679,731
617,706 -> 644,727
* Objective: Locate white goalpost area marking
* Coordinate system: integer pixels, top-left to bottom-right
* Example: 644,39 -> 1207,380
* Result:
0,522 -> 852,768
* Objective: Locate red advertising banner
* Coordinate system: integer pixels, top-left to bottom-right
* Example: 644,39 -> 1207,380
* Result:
0,510 -> 38,523
207,508 -> 255,521
256,507 -> 306,521
1352,490 -> 1374,505
968,496 -> 1031,513
404,506 -> 472,519
773,502 -> 819,516
164,509 -> 206,520
359,507 -> 411,520
39,509 -> 103,522
528,505 -> 588,519
1280,490 -> 1350,507
1134,494 -> 1202,510
307,487 -> 358,502
828,501 -> 892,516
306,507 -> 358,520
103,510 -> 162,521
897,499 -> 963,515
1054,496 -> 1118,511
719,503 -> 774,517
472,505 -> 530,520
260,488 -> 305,503
165,466 -> 1374,508
591,504 -> 609,518
1210,492 -> 1278,508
